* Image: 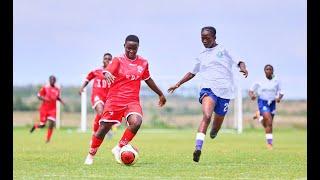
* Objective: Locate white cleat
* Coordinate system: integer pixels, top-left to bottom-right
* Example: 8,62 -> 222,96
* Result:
84,154 -> 94,165
111,145 -> 122,164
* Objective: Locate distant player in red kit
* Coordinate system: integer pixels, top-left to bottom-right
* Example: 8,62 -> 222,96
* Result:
30,75 -> 65,143
79,53 -> 113,134
84,35 -> 167,165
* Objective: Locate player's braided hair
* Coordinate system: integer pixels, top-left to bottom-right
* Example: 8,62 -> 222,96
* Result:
201,26 -> 216,37
125,35 -> 139,43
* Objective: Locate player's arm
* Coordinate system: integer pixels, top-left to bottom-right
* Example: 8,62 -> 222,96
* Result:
167,72 -> 195,94
79,71 -> 95,95
103,58 -> 119,84
37,87 -> 49,102
145,78 -> 166,107
276,94 -> 284,103
248,90 -> 256,101
37,95 -> 48,102
238,61 -> 248,78
57,97 -> 65,106
57,90 -> 65,105
79,81 -> 89,95
248,82 -> 259,100
275,81 -> 284,103
224,49 -> 248,78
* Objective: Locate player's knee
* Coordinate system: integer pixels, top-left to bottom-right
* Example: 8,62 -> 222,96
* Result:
39,124 -> 45,128
203,114 -> 212,123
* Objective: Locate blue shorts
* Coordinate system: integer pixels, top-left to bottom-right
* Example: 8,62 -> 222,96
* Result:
258,98 -> 276,115
198,88 -> 230,116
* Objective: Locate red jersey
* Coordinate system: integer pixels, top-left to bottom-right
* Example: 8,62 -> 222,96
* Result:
38,84 -> 61,111
104,54 -> 150,105
85,67 -> 110,97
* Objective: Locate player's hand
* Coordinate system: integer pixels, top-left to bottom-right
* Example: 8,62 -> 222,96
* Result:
42,97 -> 50,102
276,98 -> 281,103
250,95 -> 256,101
158,95 -> 166,107
79,88 -> 84,95
167,84 -> 179,94
240,69 -> 248,78
104,71 -> 116,84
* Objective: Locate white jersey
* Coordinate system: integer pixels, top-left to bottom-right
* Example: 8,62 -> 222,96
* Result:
250,76 -> 284,101
191,44 -> 239,99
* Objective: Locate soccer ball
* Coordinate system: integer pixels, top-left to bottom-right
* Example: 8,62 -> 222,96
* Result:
120,144 -> 139,165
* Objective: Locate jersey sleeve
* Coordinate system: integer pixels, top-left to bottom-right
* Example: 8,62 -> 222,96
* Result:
190,58 -> 200,74
37,86 -> 46,97
224,49 -> 240,65
249,81 -> 260,92
105,57 -> 120,75
142,62 -> 151,80
86,71 -> 95,81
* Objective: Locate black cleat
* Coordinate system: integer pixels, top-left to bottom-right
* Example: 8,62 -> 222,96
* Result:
210,129 -> 218,139
193,150 -> 201,162
30,126 -> 36,133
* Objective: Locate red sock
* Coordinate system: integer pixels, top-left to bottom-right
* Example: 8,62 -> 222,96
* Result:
46,128 -> 53,142
89,135 -> 103,156
93,114 -> 101,133
34,124 -> 39,129
118,128 -> 136,148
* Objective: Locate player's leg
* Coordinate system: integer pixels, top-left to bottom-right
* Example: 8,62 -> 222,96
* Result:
209,97 -> 230,139
46,119 -> 55,143
262,112 -> 273,149
85,121 -> 114,165
119,114 -> 142,147
92,102 -> 104,134
91,96 -> 105,134
193,95 -> 215,162
110,105 -> 143,163
30,110 -> 46,133
110,114 -> 141,164
85,105 -> 122,165
209,114 -> 225,139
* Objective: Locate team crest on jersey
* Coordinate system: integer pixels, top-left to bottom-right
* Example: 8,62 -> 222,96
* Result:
137,65 -> 144,73
216,51 -> 223,58
94,96 -> 100,101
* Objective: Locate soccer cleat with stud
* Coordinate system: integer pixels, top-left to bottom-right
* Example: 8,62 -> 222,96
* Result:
111,145 -> 122,164
30,126 -> 36,133
193,149 -> 201,162
209,130 -> 218,139
84,154 -> 94,165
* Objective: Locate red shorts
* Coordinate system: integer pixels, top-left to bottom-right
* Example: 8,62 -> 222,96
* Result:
91,93 -> 107,109
99,102 -> 143,125
39,109 -> 56,125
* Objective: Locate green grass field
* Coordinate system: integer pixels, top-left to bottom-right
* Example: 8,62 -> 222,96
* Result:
14,127 -> 306,179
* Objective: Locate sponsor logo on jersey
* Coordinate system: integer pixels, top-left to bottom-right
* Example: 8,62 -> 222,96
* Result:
94,96 -> 100,101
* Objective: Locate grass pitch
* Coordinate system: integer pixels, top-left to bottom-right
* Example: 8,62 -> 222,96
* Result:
14,127 -> 306,179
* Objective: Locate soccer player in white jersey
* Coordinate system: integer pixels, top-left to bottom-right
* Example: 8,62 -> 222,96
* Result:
168,26 -> 248,162
248,64 -> 284,149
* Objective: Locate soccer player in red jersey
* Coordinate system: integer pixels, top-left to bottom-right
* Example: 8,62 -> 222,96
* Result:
79,53 -> 112,134
30,75 -> 65,143
84,35 -> 167,165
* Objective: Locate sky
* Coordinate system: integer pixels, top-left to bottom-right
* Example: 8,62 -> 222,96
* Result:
13,0 -> 307,99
